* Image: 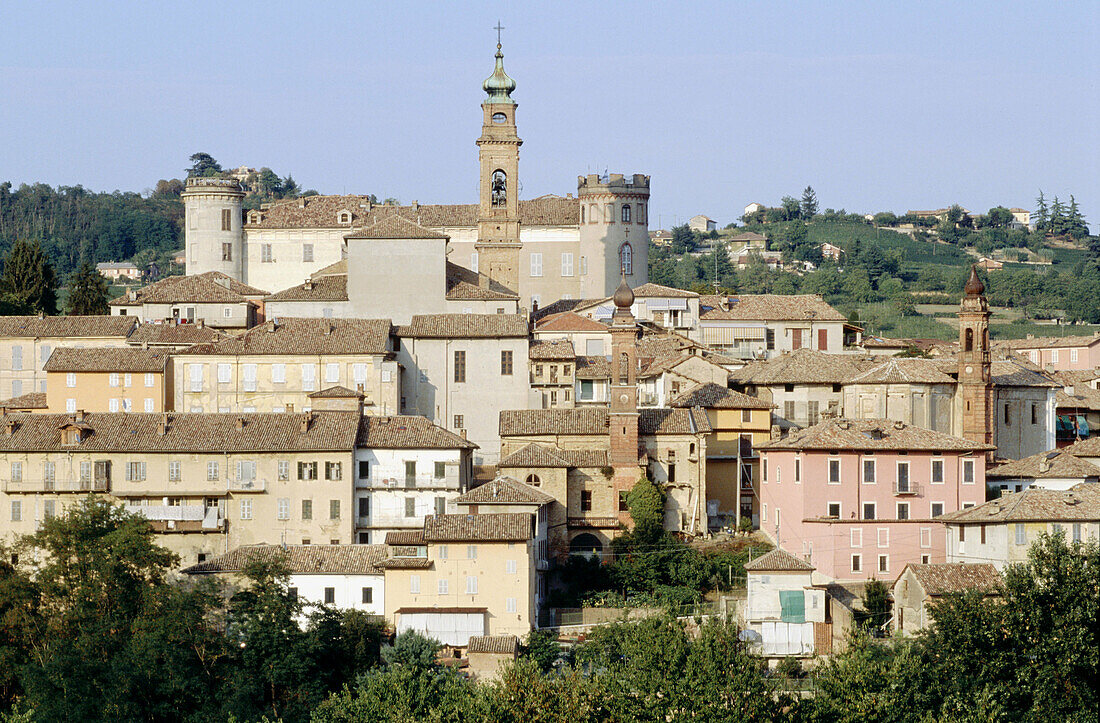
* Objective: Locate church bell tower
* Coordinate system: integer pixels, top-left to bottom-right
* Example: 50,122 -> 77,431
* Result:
475,37 -> 523,294
608,277 -> 642,523
958,265 -> 994,451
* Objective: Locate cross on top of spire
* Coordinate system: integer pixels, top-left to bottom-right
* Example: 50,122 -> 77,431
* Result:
494,20 -> 505,48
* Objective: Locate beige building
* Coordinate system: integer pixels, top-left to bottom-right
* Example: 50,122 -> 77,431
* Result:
109,271 -> 267,329
529,339 -> 576,409
95,262 -> 143,281
689,215 -> 717,233
892,563 -> 1000,635
43,347 -> 170,413
172,317 -> 400,415
696,294 -> 854,359
0,315 -> 137,401
381,510 -> 548,645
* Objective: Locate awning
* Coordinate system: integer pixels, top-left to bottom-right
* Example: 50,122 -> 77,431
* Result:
1077,415 -> 1090,438
779,590 -> 806,624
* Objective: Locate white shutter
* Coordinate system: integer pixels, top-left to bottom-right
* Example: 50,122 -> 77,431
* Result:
243,364 -> 258,391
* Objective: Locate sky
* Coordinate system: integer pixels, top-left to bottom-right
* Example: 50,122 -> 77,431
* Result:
1,1 -> 1097,228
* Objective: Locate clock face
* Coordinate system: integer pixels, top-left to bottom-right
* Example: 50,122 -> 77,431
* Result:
619,393 -> 629,404
965,366 -> 973,374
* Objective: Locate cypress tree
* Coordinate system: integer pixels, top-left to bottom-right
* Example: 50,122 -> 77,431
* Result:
64,262 -> 110,315
0,238 -> 57,314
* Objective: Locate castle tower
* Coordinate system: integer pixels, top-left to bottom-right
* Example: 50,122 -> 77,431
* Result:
958,265 -> 994,451
578,174 -> 651,298
608,277 -> 641,523
474,41 -> 523,294
181,178 -> 245,280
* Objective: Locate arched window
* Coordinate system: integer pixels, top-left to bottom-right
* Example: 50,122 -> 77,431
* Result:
569,533 -> 603,556
580,205 -> 585,224
525,473 -> 540,487
589,204 -> 598,224
619,352 -> 630,385
621,204 -> 631,223
964,328 -> 974,352
337,210 -> 352,224
491,170 -> 507,207
620,243 -> 633,275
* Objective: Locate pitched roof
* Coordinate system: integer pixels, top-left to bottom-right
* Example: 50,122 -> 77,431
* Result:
308,385 -> 364,399
529,339 -> 575,360
445,262 -> 519,301
535,311 -> 608,333
467,635 -> 519,654
941,483 -> 1100,523
454,475 -> 555,505
397,314 -> 528,339
385,530 -> 425,545
759,418 -> 994,452
900,563 -> 1001,596
986,449 -> 1100,480
632,283 -> 699,299
497,443 -> 609,469
181,317 -> 391,356
109,272 -> 267,305
499,407 -> 711,436
997,333 -> 1100,351
422,512 -> 533,542
0,411 -> 361,453
531,298 -> 591,322
0,392 -> 47,409
849,358 -> 957,385
344,214 -> 449,240
379,557 -> 433,569
43,347 -> 168,373
988,360 -> 1059,388
181,544 -> 387,575
699,294 -> 845,322
744,548 -> 814,571
265,275 -> 349,302
357,415 -> 476,449
0,315 -> 136,339
1062,436 -> 1100,458
574,355 -> 611,379
670,382 -> 772,410
126,323 -> 220,347
730,349 -> 878,385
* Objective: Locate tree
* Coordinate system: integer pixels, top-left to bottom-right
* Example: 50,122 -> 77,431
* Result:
780,195 -> 801,221
186,152 -> 222,178
671,224 -> 695,254
64,262 -> 110,315
522,630 -> 562,673
855,578 -> 891,635
985,206 -> 1013,228
256,167 -> 283,197
152,178 -> 183,198
1049,196 -> 1067,235
624,476 -> 665,542
381,629 -> 441,671
0,238 -> 57,314
872,211 -> 898,227
1035,190 -> 1050,232
800,186 -> 818,218
281,174 -> 300,198
1066,195 -> 1089,239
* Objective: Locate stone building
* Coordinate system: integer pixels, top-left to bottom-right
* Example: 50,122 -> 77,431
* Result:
109,271 -> 266,329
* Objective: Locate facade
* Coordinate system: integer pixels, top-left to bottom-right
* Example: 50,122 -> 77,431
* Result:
95,262 -> 142,281
892,562 -> 1000,635
985,448 -> 1100,494
742,548 -> 826,658
43,347 -> 170,413
109,271 -> 266,329
998,334 -> 1100,372
759,418 -> 994,582
941,483 -> 1100,570
696,294 -> 852,359
689,215 -> 717,233
0,315 -> 137,401
528,339 -> 576,409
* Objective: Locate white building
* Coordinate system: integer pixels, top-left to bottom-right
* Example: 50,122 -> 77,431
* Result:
742,548 -> 825,658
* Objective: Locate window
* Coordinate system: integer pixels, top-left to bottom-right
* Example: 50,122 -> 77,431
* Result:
410,575 -> 420,594
9,461 -> 22,483
827,502 -> 841,518
1030,404 -> 1038,425
505,559 -> 517,575
807,401 -> 820,425
272,364 -> 286,384
301,364 -> 316,391
66,373 -> 76,388
619,491 -> 629,512
404,460 -> 416,487
979,524 -> 987,544
466,545 -> 478,560
931,458 -> 944,484
357,497 -> 368,518
470,252 -> 478,273
361,587 -> 373,604
1003,404 -> 1011,426
43,500 -> 55,519
878,555 -> 889,573
80,461 -> 91,482
863,502 -> 876,520
1051,350 -> 1059,364
240,500 -> 252,520
621,204 -> 631,223
439,545 -> 448,560
877,528 -> 890,548
275,460 -> 289,481
465,576 -> 478,594
357,460 -> 369,479
325,462 -> 342,480
109,372 -> 120,388
1072,522 -> 1082,542
794,458 -> 801,483
325,363 -> 339,384
896,461 -> 910,492
43,462 -> 55,487
619,243 -> 633,275
530,253 -> 543,277
221,243 -> 233,261
581,490 -> 592,511
435,496 -> 446,516
301,499 -> 312,520
169,461 -> 181,481
851,554 -> 862,572
561,252 -> 573,277
506,597 -> 517,613
221,208 -> 232,230
962,459 -> 975,484
437,579 -> 449,595
580,255 -> 588,276
207,461 -> 219,480
241,364 -> 258,391
862,459 -> 876,484
122,399 -> 132,412
329,499 -> 340,520
931,502 -> 944,518
501,350 -> 513,375
188,364 -> 204,392
322,587 -> 335,605
66,398 -> 76,413
352,363 -> 367,387
302,244 -> 314,262
125,461 -> 146,481
828,458 -> 841,484
897,502 -> 910,520
1015,523 -> 1026,545
298,461 -> 318,480
143,398 -> 155,412
11,500 -> 21,522
453,415 -> 464,429
454,351 -> 466,383
405,497 -> 416,517
277,498 -> 289,520
784,401 -> 795,421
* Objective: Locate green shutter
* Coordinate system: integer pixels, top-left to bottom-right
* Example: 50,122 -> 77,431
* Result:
779,590 -> 806,623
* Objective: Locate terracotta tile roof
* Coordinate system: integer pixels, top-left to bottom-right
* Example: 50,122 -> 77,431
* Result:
639,352 -> 728,380
900,563 -> 1001,596
422,512 -> 533,541
0,411 -> 361,453
529,339 -> 575,360
531,299 -> 591,322
265,275 -> 349,302
636,333 -> 698,359
940,483 -> 1100,523
308,385 -> 364,399
730,350 -> 878,385
445,262 -> 518,301
499,407 -> 710,436
248,195 -> 578,229
699,294 -> 846,322
467,635 -> 519,654
497,443 -> 608,469
987,450 -> 1100,480
181,317 -> 391,356
181,544 -> 387,575
312,259 -> 347,277
574,355 -> 611,379
849,358 -> 957,385
632,283 -> 699,298
0,392 -> 47,409
996,333 -> 1100,351
379,557 -> 433,569
1061,437 -> 1100,457
345,213 -> 449,240
397,314 -> 528,339
454,475 -> 555,505
127,323 -> 220,347
759,417 -> 994,452
0,315 -> 136,339
43,347 -> 168,373
670,382 -> 772,410
385,530 -> 425,545
535,311 -> 608,333
988,360 -> 1059,388
109,271 -> 267,305
743,548 -> 814,571
357,415 -> 477,449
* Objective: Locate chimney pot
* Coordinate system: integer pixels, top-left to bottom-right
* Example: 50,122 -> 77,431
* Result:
236,417 -> 245,431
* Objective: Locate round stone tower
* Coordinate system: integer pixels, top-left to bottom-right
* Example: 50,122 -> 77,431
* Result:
181,177 -> 245,279
577,173 -> 651,299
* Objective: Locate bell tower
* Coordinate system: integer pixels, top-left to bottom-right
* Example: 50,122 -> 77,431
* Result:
958,265 -> 994,450
475,33 -> 523,294
608,277 -> 641,523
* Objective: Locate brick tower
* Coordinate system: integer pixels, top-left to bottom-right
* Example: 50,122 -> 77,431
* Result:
474,39 -> 523,294
958,265 -> 994,452
608,276 -> 641,523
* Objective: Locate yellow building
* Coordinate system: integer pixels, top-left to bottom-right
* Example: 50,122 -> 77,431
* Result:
171,317 -> 400,414
670,382 -> 773,530
43,347 -> 170,413
381,510 -> 547,646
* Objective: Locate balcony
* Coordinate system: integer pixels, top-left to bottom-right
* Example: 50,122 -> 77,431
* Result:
893,481 -> 922,496
3,478 -> 109,493
227,478 -> 267,493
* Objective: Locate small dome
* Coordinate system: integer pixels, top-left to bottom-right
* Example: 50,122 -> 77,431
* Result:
482,45 -> 517,104
964,264 -> 985,296
613,276 -> 635,309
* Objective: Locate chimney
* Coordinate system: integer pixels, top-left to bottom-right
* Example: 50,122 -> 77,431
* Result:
324,323 -> 333,336
298,197 -> 307,208
269,318 -> 278,332
460,428 -> 467,440
74,409 -> 86,423
893,420 -> 905,429
286,403 -> 294,413
38,311 -> 46,320
128,289 -> 138,302
1039,457 -> 1051,473
157,414 -> 168,436
235,416 -> 246,431
5,419 -> 16,436
196,319 -> 205,328
214,276 -> 231,289
300,411 -> 314,433
304,278 -> 313,291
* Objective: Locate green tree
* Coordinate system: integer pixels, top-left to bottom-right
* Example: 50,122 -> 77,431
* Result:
871,211 -> 897,226
800,186 -> 818,218
0,238 -> 57,314
671,223 -> 695,254
985,205 -> 1013,228
625,476 -> 665,542
781,195 -> 801,221
64,262 -> 109,315
1066,195 -> 1089,239
522,629 -> 562,673
186,152 -> 222,177
1049,195 -> 1067,235
1035,190 -> 1050,232
382,629 -> 441,671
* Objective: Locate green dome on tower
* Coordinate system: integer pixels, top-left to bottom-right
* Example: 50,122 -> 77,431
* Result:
482,44 -> 516,105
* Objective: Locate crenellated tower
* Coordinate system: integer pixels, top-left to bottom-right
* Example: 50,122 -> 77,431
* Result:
577,174 -> 651,298
181,177 -> 245,280
957,265 -> 994,451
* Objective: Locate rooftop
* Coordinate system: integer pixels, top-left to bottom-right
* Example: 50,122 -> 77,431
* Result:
265,275 -> 349,303
497,443 -> 609,469
529,339 -> 576,360
987,449 -> 1100,480
759,417 -> 994,452
126,323 -> 220,347
669,382 -> 772,410
422,512 -> 533,542
181,317 -> 391,356
0,392 -> 47,410
397,314 -> 528,339
730,349 -> 878,386
631,283 -> 699,299
500,407 -> 711,436
744,548 -> 815,572
699,294 -> 846,322
344,213 -> 449,240
109,271 -> 267,306
534,311 -> 608,333
467,635 -> 519,655
356,415 -> 476,449
43,347 -> 168,373
940,483 -> 1100,523
0,315 -> 136,339
454,475 -> 555,505
181,544 -> 388,575
899,563 -> 1001,596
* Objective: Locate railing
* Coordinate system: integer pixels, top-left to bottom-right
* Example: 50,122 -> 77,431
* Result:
3,478 -> 109,493
227,478 -> 267,493
893,481 -> 922,496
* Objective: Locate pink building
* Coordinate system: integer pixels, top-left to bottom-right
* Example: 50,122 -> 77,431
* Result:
1000,334 -> 1100,371
758,418 -> 993,582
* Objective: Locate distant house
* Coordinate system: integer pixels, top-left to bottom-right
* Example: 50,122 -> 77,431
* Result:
95,262 -> 142,281
689,215 -> 717,233
985,448 -> 1100,494
907,208 -> 971,223
820,242 -> 844,262
649,229 -> 673,247
976,257 -> 1003,271
171,249 -> 186,267
742,548 -> 826,658
1009,208 -> 1031,230
996,333 -> 1100,372
892,563 -> 1001,635
744,202 -> 766,217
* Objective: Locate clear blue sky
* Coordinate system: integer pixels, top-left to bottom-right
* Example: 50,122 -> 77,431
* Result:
2,1 -> 1097,228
